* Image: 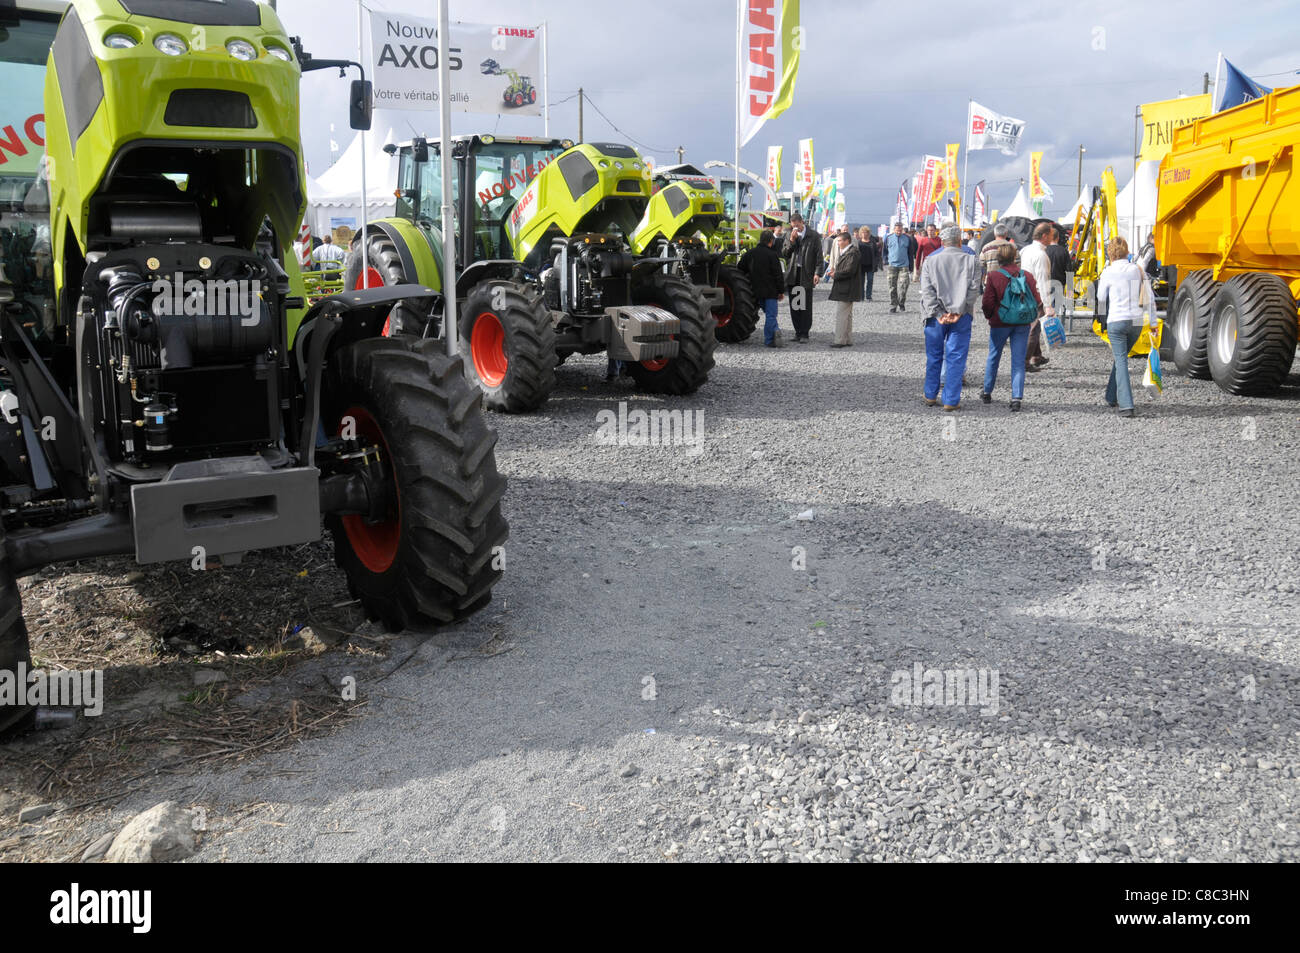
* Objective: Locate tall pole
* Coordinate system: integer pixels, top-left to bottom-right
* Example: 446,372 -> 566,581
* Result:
541,21 -> 550,137
1202,71 -> 1210,94
960,99 -> 970,230
1076,144 -> 1085,200
733,0 -> 741,254
357,0 -> 368,290
438,0 -> 458,356
577,87 -> 583,142
1131,106 -> 1140,251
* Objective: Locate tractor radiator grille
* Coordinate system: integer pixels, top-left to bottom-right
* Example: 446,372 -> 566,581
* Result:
164,90 -> 257,129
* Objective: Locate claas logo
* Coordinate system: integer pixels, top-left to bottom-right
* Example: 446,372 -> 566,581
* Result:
496,27 -> 536,38
971,115 -> 987,135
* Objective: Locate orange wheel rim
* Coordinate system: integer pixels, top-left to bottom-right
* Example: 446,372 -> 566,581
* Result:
471,312 -> 508,387
339,407 -> 400,574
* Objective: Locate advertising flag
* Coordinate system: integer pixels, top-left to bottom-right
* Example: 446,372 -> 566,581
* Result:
967,101 -> 1026,156
1029,151 -> 1045,200
909,174 -> 923,224
793,160 -> 804,197
895,180 -> 909,223
766,146 -> 783,193
1214,57 -> 1271,112
739,0 -> 802,146
971,180 -> 987,226
369,12 -> 543,115
1138,94 -> 1212,161
798,138 -> 815,196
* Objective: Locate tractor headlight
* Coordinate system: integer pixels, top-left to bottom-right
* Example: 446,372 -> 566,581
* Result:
226,39 -> 257,61
597,160 -> 609,169
104,31 -> 138,50
154,33 -> 188,56
614,161 -> 624,170
266,44 -> 292,62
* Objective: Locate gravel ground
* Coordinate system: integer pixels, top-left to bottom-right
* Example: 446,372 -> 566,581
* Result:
11,287 -> 1300,862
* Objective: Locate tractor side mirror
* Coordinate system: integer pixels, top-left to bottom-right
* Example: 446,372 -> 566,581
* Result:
412,138 -> 429,163
350,79 -> 373,131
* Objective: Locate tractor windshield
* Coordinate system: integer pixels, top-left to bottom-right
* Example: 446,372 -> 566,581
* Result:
0,9 -> 58,336
471,141 -> 563,260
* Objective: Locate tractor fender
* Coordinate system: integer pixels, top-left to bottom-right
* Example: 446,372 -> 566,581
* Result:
292,284 -> 442,382
455,259 -> 524,300
356,218 -> 444,291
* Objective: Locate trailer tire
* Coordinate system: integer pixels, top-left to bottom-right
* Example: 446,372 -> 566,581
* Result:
627,272 -> 717,394
713,264 -> 759,343
460,280 -> 556,413
1207,273 -> 1298,396
0,524 -> 34,739
344,232 -> 434,336
1170,270 -> 1217,378
325,338 -> 508,631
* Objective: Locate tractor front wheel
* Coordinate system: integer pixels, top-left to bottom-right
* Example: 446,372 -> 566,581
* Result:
627,272 -> 717,394
461,280 -> 557,412
344,231 -> 435,337
713,264 -> 759,343
1206,273 -> 1298,396
325,338 -> 508,631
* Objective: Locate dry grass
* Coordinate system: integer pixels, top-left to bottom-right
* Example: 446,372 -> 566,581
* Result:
0,539 -> 399,861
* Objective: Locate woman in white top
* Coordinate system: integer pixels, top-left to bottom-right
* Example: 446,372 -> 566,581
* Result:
1096,237 -> 1154,417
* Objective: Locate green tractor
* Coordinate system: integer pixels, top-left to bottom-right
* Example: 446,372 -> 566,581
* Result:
480,58 -> 537,109
0,0 -> 508,734
630,167 -> 758,344
345,135 -> 716,413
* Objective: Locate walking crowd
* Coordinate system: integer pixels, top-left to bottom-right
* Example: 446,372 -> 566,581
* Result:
739,216 -> 1157,418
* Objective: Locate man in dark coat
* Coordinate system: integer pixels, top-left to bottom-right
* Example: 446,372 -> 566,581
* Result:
781,213 -> 821,343
739,229 -> 787,347
826,231 -> 862,347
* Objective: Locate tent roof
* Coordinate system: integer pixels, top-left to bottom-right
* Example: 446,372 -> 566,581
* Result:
314,124 -> 400,202
1116,160 -> 1160,228
1059,187 -> 1090,225
1002,186 -> 1031,219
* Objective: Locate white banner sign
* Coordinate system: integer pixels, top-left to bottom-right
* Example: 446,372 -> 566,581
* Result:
739,0 -> 801,147
370,12 -> 542,115
967,100 -> 1026,156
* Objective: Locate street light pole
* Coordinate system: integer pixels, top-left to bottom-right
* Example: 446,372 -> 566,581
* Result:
1076,145 -> 1086,199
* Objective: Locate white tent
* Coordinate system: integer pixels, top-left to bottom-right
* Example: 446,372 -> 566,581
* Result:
1116,160 -> 1161,250
1002,185 -> 1032,219
1059,187 -> 1089,225
303,125 -> 401,238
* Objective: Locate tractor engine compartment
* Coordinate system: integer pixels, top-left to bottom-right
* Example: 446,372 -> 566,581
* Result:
84,244 -> 281,467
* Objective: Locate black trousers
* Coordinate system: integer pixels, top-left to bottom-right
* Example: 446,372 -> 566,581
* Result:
788,283 -> 813,336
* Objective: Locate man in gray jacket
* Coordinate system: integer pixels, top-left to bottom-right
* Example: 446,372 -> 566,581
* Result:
920,224 -> 982,410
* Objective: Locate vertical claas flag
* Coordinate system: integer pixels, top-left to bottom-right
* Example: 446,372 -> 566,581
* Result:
740,0 -> 802,146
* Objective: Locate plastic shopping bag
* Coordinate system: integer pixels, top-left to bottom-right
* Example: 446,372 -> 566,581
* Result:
1142,328 -> 1163,394
1042,313 -> 1067,349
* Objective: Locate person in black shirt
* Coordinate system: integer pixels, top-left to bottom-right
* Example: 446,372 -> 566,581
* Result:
1045,225 -> 1073,316
739,229 -> 787,347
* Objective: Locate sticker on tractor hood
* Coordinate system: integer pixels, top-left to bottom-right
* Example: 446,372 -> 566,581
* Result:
509,181 -> 540,238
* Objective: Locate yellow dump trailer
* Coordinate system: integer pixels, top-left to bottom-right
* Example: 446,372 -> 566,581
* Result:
1155,83 -> 1300,395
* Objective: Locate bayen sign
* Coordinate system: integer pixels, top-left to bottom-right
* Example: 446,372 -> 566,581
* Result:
967,100 -> 1025,156
369,12 -> 542,115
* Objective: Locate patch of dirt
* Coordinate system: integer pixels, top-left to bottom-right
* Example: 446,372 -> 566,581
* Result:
0,539 -> 400,861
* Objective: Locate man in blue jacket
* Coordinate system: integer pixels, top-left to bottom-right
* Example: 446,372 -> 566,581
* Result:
884,222 -> 916,313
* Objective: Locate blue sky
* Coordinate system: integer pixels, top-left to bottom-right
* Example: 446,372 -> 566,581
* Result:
284,0 -> 1300,222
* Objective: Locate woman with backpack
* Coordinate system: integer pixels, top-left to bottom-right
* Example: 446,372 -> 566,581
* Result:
1096,237 -> 1153,418
980,242 -> 1042,411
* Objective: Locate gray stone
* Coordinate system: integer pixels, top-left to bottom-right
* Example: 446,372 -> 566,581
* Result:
105,801 -> 198,863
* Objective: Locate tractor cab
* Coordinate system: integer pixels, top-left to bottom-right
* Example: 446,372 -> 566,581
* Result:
392,134 -> 571,268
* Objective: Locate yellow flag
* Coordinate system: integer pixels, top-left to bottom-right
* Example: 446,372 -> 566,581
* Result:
1029,151 -> 1045,199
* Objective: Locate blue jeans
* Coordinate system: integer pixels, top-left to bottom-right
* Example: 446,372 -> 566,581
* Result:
862,269 -> 874,301
759,297 -> 779,345
1105,321 -> 1144,410
984,324 -> 1031,399
924,314 -> 973,406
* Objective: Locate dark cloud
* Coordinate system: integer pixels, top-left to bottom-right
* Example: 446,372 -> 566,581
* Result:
285,0 -> 1299,222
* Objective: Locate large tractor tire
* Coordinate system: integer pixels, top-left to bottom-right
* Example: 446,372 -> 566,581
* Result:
1170,270 -> 1217,379
627,272 -> 717,395
1206,273 -> 1298,396
344,232 -> 434,337
325,337 -> 508,631
713,264 -> 759,343
460,280 -> 557,413
0,524 -> 34,739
